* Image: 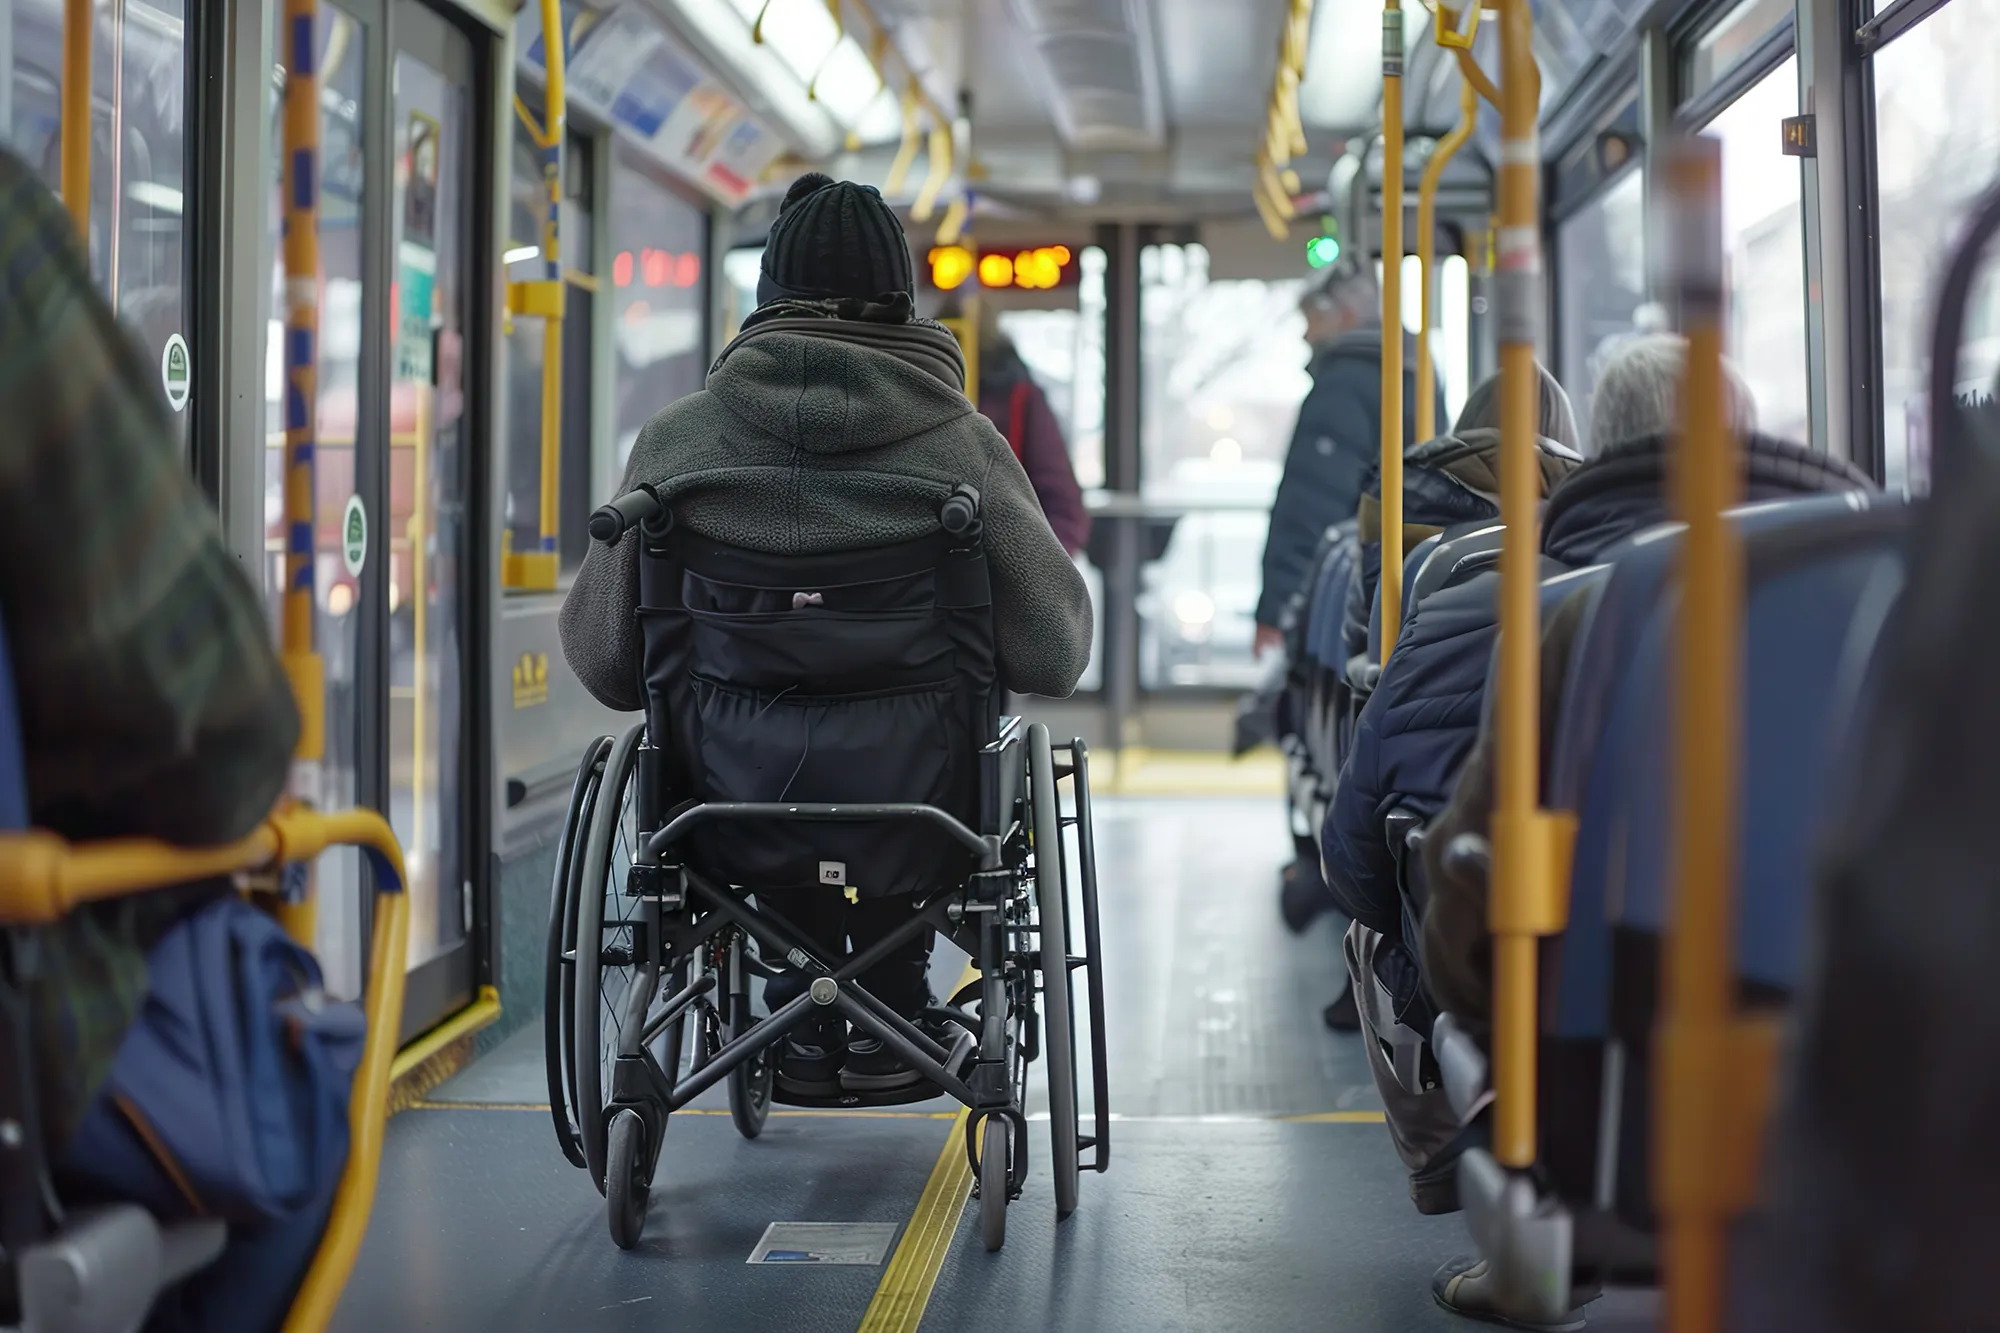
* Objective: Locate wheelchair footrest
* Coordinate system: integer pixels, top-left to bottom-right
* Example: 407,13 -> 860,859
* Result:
768,1082 -> 953,1111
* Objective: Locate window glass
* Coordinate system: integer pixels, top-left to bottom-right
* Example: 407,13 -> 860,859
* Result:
262,4 -> 366,998
1683,0 -> 1792,104
1139,243 -> 1307,689
609,144 -> 706,487
1708,56 -> 1810,445
720,243 -> 761,345
1872,0 -> 2000,494
5,0 -> 189,430
1557,168 -> 1647,453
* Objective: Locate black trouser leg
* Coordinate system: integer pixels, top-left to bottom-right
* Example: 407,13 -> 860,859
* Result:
845,895 -> 935,1020
758,888 -> 847,1044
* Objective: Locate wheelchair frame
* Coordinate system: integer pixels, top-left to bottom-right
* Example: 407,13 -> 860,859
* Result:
545,488 -> 1111,1254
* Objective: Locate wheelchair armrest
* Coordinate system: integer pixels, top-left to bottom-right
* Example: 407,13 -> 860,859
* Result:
1345,653 -> 1381,695
18,1207 -> 227,1333
1432,1012 -> 1490,1122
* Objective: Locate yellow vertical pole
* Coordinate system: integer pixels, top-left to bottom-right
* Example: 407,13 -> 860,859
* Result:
1379,0 -> 1406,661
1657,133 -> 1740,1333
61,0 -> 91,237
280,0 -> 323,946
1417,79 -> 1476,443
535,0 -> 565,586
1489,0 -> 1569,1172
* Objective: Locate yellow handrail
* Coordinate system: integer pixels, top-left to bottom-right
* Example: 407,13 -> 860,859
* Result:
1655,131 -> 1763,1333
280,0 -> 324,959
0,805 -> 410,1333
1417,78 -> 1476,443
912,123 -> 952,223
1487,0 -> 1570,1173
1379,0 -> 1407,660
1455,44 -> 1503,110
505,0 -> 567,592
61,0 -> 89,237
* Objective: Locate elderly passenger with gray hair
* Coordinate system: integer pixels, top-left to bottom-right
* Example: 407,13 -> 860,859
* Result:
1408,332 -> 1874,1325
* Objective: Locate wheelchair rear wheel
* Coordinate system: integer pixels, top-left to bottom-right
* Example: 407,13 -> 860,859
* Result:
572,723 -> 685,1191
1028,724 -> 1080,1220
546,735 -> 613,1172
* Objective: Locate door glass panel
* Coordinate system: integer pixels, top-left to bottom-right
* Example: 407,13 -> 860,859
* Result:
391,45 -> 469,971
264,5 -> 367,1000
2,0 -> 189,433
1138,243 -> 1307,690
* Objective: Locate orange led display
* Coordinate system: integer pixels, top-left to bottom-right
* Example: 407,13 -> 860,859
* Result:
927,243 -> 1079,291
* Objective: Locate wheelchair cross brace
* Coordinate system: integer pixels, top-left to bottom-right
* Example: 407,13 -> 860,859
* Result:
608,860 -> 1017,1123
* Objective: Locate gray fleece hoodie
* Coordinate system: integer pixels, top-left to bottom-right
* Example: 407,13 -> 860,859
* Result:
559,301 -> 1094,711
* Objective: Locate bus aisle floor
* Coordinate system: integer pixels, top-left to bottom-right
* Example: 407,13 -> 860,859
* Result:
328,798 -> 1660,1331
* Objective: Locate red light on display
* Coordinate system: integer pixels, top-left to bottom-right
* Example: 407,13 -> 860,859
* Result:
614,250 -> 702,290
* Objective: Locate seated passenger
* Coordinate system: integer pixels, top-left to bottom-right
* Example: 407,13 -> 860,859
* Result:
1419,334 -> 1871,1030
1318,364 -> 1579,1216
1336,364 -> 1582,672
561,172 -> 1093,1095
0,146 -> 303,1319
1323,363 -> 1581,941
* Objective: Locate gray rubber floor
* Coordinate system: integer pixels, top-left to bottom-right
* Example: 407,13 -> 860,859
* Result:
333,798 -> 1659,1332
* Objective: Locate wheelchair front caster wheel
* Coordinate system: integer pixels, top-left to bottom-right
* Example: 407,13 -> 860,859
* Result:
979,1116 -> 1008,1253
607,1109 -> 650,1250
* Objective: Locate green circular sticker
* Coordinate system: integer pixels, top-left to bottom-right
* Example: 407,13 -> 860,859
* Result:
161,333 -> 190,413
342,494 -> 367,578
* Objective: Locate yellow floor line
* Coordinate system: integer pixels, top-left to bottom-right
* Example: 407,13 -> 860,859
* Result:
856,1105 -> 972,1333
1280,1111 -> 1389,1124
858,962 -> 982,1333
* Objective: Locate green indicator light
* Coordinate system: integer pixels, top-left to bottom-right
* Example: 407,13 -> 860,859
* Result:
1306,235 -> 1341,268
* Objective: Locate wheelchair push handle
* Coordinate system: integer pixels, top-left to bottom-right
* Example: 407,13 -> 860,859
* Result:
589,486 -> 669,545
940,484 -> 982,538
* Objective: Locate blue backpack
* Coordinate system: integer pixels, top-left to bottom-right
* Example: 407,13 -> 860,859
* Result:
58,895 -> 364,1225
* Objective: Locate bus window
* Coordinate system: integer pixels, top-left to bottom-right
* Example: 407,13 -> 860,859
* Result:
1872,0 -> 2000,495
1557,167 -> 1646,455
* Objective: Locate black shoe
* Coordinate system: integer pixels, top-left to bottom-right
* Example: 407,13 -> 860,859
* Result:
1281,859 -> 1332,935
840,1034 -> 924,1092
1323,986 -> 1361,1033
777,1031 -> 845,1097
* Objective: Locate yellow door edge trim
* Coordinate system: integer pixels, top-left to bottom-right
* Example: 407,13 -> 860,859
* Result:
387,986 -> 502,1114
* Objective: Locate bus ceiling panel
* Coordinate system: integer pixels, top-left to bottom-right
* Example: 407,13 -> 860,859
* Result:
1152,0 -> 1289,132
1006,0 -> 1168,153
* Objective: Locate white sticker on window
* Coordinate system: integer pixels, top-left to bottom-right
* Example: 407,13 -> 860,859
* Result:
818,861 -> 847,886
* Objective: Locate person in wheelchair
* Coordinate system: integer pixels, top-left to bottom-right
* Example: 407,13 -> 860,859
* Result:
561,171 -> 1092,1097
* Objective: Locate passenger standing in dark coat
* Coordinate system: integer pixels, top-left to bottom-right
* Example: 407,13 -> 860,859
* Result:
1253,257 -> 1438,652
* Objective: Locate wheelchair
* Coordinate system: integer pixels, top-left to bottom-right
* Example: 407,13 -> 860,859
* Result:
544,482 -> 1110,1253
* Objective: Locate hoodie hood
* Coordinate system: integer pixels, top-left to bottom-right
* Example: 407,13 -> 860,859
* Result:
1357,427 -> 1584,549
1542,430 -> 1874,565
706,297 -> 976,453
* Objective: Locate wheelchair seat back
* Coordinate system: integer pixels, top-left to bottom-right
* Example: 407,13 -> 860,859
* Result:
636,509 -> 998,898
